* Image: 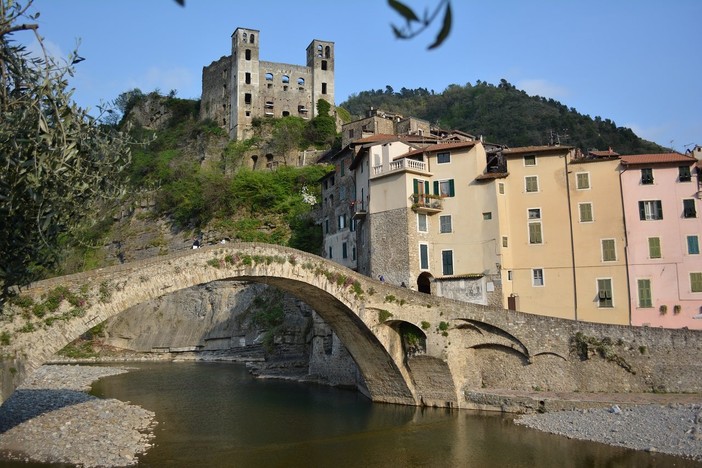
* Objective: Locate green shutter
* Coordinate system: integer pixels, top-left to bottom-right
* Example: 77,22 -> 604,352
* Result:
602,239 -> 616,261
648,237 -> 661,259
433,181 -> 439,196
638,279 -> 652,308
424,181 -> 430,196
639,201 -> 646,220
688,236 -> 700,255
580,203 -> 593,222
413,178 -> 419,194
529,222 -> 542,244
691,273 -> 702,293
448,179 -> 455,197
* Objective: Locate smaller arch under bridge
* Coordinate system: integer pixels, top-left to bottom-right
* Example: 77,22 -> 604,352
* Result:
2,243 -> 701,407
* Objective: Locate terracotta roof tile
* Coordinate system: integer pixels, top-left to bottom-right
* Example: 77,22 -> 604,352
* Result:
396,140 -> 479,159
620,153 -> 696,165
502,145 -> 573,155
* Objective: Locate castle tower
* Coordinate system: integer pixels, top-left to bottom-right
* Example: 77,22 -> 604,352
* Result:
306,39 -> 335,117
231,27 -> 260,139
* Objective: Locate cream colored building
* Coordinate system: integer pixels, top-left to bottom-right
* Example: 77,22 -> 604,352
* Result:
497,146 -> 629,324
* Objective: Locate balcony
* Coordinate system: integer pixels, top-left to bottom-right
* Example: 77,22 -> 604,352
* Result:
371,158 -> 430,180
351,200 -> 367,219
411,194 -> 443,214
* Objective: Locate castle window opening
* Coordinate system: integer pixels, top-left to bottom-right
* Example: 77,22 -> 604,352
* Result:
244,93 -> 252,104
321,60 -> 328,71
317,44 -> 323,57
282,75 -> 290,83
265,73 -> 273,81
325,45 -> 331,58
250,33 -> 255,43
322,83 -> 327,94
245,49 -> 251,60
298,77 -> 305,85
245,72 -> 251,84
265,101 -> 274,108
243,32 -> 247,41
282,111 -> 290,117
298,105 -> 308,114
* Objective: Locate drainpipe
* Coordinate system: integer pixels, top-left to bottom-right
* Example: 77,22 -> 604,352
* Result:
618,166 -> 633,325
564,152 -> 578,321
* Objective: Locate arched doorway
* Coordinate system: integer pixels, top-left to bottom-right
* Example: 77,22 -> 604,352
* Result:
417,272 -> 433,294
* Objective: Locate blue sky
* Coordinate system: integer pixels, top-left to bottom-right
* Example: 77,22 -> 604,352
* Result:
17,0 -> 702,151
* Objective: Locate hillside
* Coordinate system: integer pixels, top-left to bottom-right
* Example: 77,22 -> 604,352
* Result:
340,80 -> 667,154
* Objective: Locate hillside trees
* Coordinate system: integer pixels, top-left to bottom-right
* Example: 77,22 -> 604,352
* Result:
0,0 -> 133,301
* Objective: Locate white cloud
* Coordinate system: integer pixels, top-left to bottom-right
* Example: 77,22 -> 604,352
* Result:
516,79 -> 570,101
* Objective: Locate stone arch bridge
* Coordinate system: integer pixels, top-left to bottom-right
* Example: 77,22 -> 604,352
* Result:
2,243 -> 701,407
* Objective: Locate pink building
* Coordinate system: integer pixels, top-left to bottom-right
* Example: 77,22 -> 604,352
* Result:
620,153 -> 702,328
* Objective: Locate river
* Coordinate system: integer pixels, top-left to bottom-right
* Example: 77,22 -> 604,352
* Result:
81,361 -> 694,467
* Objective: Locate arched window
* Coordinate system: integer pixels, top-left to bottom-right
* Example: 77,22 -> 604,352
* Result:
317,44 -> 323,57
325,45 -> 331,58
265,72 -> 273,81
245,49 -> 251,60
242,32 -> 247,41
251,155 -> 258,168
297,77 -> 305,86
282,75 -> 289,84
249,34 -> 255,44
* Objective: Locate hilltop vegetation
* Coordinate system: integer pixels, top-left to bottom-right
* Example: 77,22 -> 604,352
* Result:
341,80 -> 667,154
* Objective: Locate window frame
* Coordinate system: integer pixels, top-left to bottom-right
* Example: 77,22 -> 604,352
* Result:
679,165 -> 692,182
687,235 -> 700,255
532,268 -> 545,287
575,172 -> 591,190
434,179 -> 456,197
417,213 -> 428,233
691,273 -> 702,293
597,278 -> 613,308
419,243 -> 429,270
441,249 -> 454,276
525,175 -> 539,193
523,155 -> 537,166
639,200 -> 663,220
641,167 -> 654,185
436,152 -> 451,164
439,215 -> 452,233
683,199 -> 697,218
648,237 -> 662,259
601,239 -> 617,262
637,279 -> 653,308
578,202 -> 593,223
528,221 -> 543,245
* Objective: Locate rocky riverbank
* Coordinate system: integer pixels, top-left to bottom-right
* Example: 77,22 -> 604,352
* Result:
0,365 -> 155,467
516,404 -> 702,462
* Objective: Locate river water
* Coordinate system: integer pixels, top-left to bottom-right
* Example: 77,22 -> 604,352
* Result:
84,361 -> 695,467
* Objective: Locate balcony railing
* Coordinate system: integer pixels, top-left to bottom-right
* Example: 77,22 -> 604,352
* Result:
410,194 -> 443,213
371,158 -> 429,179
351,199 -> 367,219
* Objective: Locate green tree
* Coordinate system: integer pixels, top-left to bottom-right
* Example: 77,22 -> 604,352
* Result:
0,0 -> 132,302
304,99 -> 337,147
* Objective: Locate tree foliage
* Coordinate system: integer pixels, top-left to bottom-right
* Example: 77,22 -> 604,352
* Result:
341,80 -> 667,154
0,1 -> 132,300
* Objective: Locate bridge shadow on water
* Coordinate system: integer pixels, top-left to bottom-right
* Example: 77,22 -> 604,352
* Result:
0,388 -> 95,433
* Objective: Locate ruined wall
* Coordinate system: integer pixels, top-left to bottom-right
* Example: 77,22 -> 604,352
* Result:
368,208 -> 412,286
200,55 -> 231,129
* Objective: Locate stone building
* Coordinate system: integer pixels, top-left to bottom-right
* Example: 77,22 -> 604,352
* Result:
201,27 -> 335,141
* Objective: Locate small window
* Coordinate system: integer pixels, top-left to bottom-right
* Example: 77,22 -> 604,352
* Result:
441,250 -> 454,276
648,237 -> 661,259
528,208 -> 541,219
419,244 -> 429,270
244,93 -> 252,104
597,278 -> 613,308
348,129 -> 354,139
579,203 -> 593,222
434,179 -> 455,197
325,45 -> 331,58
298,77 -> 305,86
245,49 -> 251,61
532,268 -> 544,286
439,215 -> 452,233
437,152 -> 451,164
637,279 -> 652,308
576,172 -> 590,190
338,214 -> 346,230
498,183 -> 505,195
249,33 -> 255,44
322,83 -> 327,94
417,213 -> 428,233
245,72 -> 251,84
683,199 -> 697,218
342,242 -> 348,259
691,273 -> 702,293
482,212 -> 492,220
639,200 -> 663,220
525,176 -> 539,193
282,75 -> 289,84
641,168 -> 654,185
528,222 -> 543,244
328,246 -> 333,259
502,236 -> 508,248
524,155 -> 536,166
321,60 -> 328,70
601,239 -> 616,262
688,235 -> 700,255
265,73 -> 274,81
679,165 -> 692,182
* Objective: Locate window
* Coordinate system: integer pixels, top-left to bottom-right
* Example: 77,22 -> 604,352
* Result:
338,214 -> 347,230
352,247 -> 356,261
297,77 -> 305,86
419,244 -> 429,270
597,278 -> 613,308
688,235 -> 700,255
691,273 -> 702,293
525,176 -> 538,193
528,208 -> 541,219
328,246 -> 333,259
483,212 -> 492,220
244,93 -> 252,105
324,218 -> 329,234
265,73 -> 273,81
282,75 -> 289,84
524,155 -> 536,166
576,172 -> 590,190
348,129 -> 354,139
245,49 -> 251,60
528,222 -> 543,244
579,203 -> 593,222
437,152 -> 451,164
245,72 -> 251,84
641,168 -> 654,185
441,250 -> 454,276
532,268 -> 544,286
601,239 -> 616,262
502,236 -> 508,248
639,200 -> 663,220
322,83 -> 327,94
434,179 -> 455,197
439,215 -> 452,233
683,199 -> 697,218
648,237 -> 661,259
342,242 -> 348,259
498,183 -> 505,195
321,60 -> 328,71
417,213 -> 428,233
637,279 -> 652,308
679,165 -> 692,182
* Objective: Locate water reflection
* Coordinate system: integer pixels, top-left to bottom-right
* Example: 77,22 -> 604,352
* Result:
89,362 -> 700,468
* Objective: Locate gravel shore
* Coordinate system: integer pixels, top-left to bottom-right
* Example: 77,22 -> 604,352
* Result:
0,365 -> 155,467
516,403 -> 702,462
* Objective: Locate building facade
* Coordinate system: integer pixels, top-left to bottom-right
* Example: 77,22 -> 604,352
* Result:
201,27 -> 335,140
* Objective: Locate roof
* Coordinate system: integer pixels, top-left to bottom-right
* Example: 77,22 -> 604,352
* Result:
589,149 -> 620,157
396,140 -> 479,159
350,134 -> 400,145
502,145 -> 573,155
620,153 -> 696,166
